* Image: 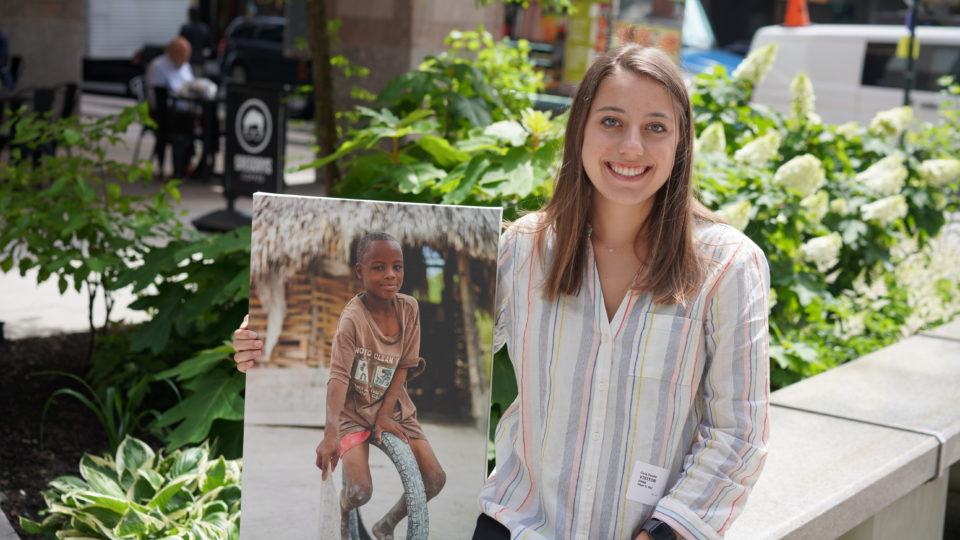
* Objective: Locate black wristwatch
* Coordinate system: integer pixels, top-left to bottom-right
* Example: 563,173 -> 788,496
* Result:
642,518 -> 677,540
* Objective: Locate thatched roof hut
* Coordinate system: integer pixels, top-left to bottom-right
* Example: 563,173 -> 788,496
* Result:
248,194 -> 502,424
251,194 -> 501,283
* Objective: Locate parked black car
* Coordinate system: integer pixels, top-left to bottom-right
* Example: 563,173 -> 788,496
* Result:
219,16 -> 312,115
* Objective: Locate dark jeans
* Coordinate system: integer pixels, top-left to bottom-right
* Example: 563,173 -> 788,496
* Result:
472,513 -> 510,540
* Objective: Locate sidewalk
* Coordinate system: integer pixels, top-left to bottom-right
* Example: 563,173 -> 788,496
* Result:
0,92 -> 327,340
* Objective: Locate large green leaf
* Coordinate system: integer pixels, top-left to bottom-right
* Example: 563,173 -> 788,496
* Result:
154,345 -> 233,382
151,369 -> 244,450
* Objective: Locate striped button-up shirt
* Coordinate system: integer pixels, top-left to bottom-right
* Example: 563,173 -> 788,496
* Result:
479,213 -> 771,539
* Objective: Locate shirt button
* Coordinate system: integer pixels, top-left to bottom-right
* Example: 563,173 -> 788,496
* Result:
591,432 -> 600,441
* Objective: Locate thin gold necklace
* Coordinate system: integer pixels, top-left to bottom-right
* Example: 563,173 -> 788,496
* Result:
588,228 -> 634,254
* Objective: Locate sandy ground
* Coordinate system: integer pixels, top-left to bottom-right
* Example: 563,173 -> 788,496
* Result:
239,368 -> 489,540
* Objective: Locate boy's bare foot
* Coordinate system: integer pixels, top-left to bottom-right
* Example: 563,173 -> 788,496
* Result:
371,517 -> 396,540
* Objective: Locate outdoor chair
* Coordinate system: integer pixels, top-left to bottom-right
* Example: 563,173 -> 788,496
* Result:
133,82 -> 202,177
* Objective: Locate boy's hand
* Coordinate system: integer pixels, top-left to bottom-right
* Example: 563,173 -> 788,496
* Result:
315,435 -> 339,481
232,314 -> 263,372
373,413 -> 408,445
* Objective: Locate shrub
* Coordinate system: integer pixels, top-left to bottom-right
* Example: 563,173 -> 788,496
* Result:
19,436 -> 241,539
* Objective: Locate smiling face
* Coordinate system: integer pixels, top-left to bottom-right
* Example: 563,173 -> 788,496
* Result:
356,240 -> 404,301
581,69 -> 679,215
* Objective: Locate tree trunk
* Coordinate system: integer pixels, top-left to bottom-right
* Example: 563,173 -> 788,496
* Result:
307,0 -> 341,194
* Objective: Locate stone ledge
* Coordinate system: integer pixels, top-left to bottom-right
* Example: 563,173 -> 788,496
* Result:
771,332 -> 960,476
728,319 -> 960,539
725,407 -> 938,539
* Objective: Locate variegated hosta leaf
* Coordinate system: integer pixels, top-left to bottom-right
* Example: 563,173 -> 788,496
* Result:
171,447 -> 208,478
200,458 -> 227,493
117,436 -> 156,479
33,437 -> 240,539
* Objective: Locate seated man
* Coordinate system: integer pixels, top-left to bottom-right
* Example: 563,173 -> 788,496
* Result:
146,37 -> 194,95
145,37 -> 197,177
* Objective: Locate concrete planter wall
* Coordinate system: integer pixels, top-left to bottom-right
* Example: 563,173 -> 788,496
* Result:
727,319 -> 960,539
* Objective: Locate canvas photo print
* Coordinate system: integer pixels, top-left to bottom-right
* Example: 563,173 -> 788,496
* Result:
239,194 -> 501,539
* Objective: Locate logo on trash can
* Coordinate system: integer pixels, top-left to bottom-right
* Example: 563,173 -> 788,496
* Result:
235,98 -> 272,154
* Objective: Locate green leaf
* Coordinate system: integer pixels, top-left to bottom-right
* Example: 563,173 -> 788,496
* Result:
139,469 -> 165,492
443,156 -> 490,204
153,370 -> 244,450
19,517 -> 45,534
417,135 -> 470,167
169,447 -> 207,478
74,490 -> 130,514
394,162 -> 447,194
154,345 -> 233,382
148,476 -> 193,511
116,436 -> 156,478
80,457 -> 124,499
201,457 -> 228,493
114,510 -> 147,537
451,94 -> 492,127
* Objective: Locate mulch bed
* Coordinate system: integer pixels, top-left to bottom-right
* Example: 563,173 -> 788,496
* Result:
0,332 -> 109,538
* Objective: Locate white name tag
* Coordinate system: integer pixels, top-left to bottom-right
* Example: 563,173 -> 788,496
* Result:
625,461 -> 670,506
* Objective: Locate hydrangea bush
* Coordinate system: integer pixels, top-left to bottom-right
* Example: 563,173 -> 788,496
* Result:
690,46 -> 960,386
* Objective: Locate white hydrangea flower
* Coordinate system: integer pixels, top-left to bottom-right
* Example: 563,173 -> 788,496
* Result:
790,73 -> 816,122
716,199 -> 753,231
801,233 -> 842,272
773,154 -> 825,197
918,159 -> 960,187
800,190 -> 829,223
733,43 -> 778,86
836,121 -> 863,138
860,194 -> 908,224
696,122 -> 726,155
894,223 -> 960,334
856,154 -> 908,197
733,131 -> 781,165
869,106 -> 914,139
830,198 -> 848,215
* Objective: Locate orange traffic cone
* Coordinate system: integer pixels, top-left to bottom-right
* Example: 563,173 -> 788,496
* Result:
784,0 -> 810,27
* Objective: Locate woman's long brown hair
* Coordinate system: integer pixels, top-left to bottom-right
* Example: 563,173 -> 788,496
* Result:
536,45 -> 716,306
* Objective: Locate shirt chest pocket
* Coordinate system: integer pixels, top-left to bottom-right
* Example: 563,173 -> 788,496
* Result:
628,313 -> 703,388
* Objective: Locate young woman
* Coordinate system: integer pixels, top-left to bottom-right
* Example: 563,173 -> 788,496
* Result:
235,45 -> 769,540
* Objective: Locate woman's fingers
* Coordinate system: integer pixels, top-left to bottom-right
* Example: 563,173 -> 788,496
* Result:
232,329 -> 260,343
233,338 -> 263,352
240,314 -> 249,329
233,349 -> 262,363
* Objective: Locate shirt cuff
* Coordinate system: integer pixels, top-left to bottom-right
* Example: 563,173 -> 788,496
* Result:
652,497 -> 722,540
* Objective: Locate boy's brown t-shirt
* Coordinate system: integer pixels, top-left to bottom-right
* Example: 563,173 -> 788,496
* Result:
328,292 -> 425,440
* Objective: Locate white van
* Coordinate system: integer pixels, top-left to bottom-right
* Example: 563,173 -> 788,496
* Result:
748,24 -> 960,124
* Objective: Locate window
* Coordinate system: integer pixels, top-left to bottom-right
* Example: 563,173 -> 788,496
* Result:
862,41 -> 960,92
258,25 -> 284,44
231,24 -> 256,40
